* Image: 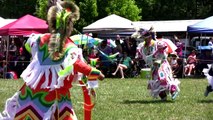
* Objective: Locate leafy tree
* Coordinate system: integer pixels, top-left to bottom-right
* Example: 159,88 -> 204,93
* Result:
135,0 -> 156,20
35,0 -> 48,20
97,0 -> 141,21
74,0 -> 98,33
151,0 -> 188,20
0,0 -> 37,18
136,0 -> 213,20
195,0 -> 213,18
1,0 -> 213,32
35,0 -> 98,33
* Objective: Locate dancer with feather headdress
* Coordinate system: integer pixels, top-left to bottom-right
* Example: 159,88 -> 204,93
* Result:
135,30 -> 180,101
0,1 -> 104,120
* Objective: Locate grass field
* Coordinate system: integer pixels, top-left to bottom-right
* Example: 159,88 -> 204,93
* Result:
0,77 -> 213,120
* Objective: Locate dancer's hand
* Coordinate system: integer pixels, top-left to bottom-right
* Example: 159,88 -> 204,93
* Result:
98,72 -> 105,81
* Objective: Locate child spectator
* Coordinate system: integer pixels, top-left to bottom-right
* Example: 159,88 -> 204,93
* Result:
88,47 -> 99,68
184,50 -> 197,76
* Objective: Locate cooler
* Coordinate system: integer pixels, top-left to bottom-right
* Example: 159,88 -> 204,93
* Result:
140,68 -> 151,79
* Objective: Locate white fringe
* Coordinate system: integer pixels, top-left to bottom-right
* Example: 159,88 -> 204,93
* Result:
43,101 -> 57,120
0,92 -> 20,120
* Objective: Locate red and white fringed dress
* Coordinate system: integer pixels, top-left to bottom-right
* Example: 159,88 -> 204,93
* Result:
148,49 -> 180,100
0,33 -> 101,120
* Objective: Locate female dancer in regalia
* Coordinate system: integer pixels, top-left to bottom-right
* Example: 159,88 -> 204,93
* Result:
0,1 -> 104,120
136,31 -> 180,100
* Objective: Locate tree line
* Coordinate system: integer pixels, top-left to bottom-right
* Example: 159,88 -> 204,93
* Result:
0,0 -> 212,32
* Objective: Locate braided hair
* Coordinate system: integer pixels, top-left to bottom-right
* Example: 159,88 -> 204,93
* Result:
47,1 -> 79,60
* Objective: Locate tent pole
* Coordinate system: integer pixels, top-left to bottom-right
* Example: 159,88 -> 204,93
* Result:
200,33 -> 202,53
4,36 -> 9,79
183,32 -> 188,78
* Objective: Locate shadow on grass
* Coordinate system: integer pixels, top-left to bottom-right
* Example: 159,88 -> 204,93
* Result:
198,99 -> 213,103
122,99 -> 174,104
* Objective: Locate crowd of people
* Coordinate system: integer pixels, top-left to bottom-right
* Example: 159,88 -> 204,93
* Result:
84,30 -> 213,101
0,38 -> 30,79
84,35 -> 213,80
1,30 -> 213,80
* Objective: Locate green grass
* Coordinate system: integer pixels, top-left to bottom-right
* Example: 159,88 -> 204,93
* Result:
0,78 -> 213,120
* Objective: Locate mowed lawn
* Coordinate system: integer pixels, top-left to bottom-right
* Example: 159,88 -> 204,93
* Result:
0,77 -> 213,120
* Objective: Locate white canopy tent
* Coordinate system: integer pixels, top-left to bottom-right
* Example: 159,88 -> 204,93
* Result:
83,15 -> 202,38
83,14 -> 135,33
133,19 -> 202,32
0,17 -> 16,78
0,17 -> 17,53
134,19 -> 203,52
0,17 -> 16,28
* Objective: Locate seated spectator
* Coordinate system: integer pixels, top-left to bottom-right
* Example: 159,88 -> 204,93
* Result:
9,39 -> 17,56
168,52 -> 183,78
208,37 -> 213,47
208,37 -> 213,53
98,40 -> 114,76
1,59 -> 16,79
169,53 -> 179,72
184,50 -> 197,76
112,52 -> 133,79
174,58 -> 184,78
15,47 -> 30,78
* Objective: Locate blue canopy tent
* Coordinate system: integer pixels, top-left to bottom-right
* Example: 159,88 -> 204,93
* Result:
187,16 -> 213,33
186,16 -> 213,51
186,16 -> 213,77
187,16 -> 213,50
